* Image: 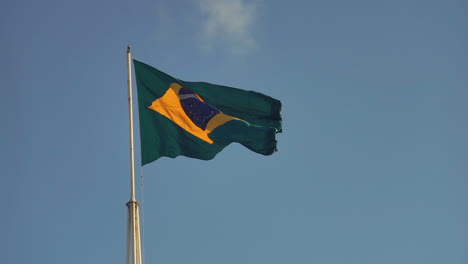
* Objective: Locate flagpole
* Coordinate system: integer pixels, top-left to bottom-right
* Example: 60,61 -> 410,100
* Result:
127,45 -> 136,203
126,45 -> 142,264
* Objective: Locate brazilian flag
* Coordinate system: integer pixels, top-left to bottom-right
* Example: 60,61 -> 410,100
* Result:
133,60 -> 282,165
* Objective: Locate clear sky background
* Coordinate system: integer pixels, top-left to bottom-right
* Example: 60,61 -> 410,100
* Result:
1,0 -> 467,263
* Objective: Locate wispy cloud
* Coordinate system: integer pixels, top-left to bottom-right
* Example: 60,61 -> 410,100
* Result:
198,0 -> 258,53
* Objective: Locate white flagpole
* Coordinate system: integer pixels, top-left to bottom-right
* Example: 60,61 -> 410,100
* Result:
127,45 -> 136,202
126,45 -> 143,264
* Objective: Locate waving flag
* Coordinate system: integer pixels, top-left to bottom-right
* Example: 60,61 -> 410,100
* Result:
133,60 -> 282,165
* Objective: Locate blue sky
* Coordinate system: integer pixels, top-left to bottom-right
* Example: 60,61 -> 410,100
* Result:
1,0 -> 467,263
